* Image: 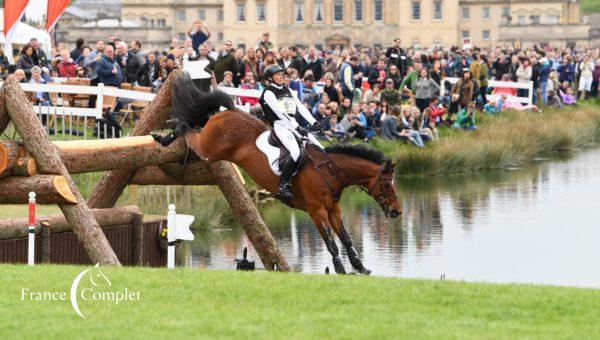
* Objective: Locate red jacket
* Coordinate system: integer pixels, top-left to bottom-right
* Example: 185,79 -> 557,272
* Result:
58,60 -> 77,78
429,103 -> 446,120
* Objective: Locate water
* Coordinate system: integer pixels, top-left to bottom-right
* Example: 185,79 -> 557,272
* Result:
169,149 -> 600,288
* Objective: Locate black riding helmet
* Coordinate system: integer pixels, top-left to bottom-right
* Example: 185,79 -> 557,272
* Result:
264,64 -> 284,80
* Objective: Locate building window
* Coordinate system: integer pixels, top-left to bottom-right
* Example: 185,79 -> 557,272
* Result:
198,10 -> 206,20
157,19 -> 166,27
178,9 -> 186,22
178,33 -> 186,41
354,0 -> 363,21
314,0 -> 324,22
531,15 -> 540,25
433,1 -> 442,20
482,7 -> 490,20
502,6 -> 510,17
547,14 -> 559,24
461,7 -> 469,20
257,3 -> 266,22
218,10 -> 224,22
374,0 -> 383,21
482,30 -> 490,40
294,1 -> 304,22
334,0 -> 343,21
518,15 -> 525,25
411,1 -> 421,20
218,32 -> 224,41
462,30 -> 469,39
237,3 -> 246,21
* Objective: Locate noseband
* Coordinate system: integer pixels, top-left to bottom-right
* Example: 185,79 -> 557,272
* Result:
363,166 -> 396,211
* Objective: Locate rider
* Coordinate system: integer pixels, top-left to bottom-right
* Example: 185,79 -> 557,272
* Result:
259,64 -> 323,199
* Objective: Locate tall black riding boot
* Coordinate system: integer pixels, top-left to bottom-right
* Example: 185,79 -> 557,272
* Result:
277,156 -> 296,199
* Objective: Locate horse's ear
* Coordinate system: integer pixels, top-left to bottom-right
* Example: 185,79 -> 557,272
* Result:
384,159 -> 394,172
392,160 -> 399,168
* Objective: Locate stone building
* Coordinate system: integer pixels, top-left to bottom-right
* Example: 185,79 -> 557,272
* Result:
59,0 -> 591,51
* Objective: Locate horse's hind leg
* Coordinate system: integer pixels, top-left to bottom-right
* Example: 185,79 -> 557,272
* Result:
308,208 -> 346,274
329,204 -> 371,275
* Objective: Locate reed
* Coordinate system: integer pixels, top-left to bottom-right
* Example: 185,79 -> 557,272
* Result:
379,103 -> 600,176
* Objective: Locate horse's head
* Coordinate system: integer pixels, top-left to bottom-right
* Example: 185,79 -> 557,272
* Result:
366,159 -> 401,218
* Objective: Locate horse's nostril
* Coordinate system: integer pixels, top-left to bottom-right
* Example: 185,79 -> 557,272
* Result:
390,210 -> 400,218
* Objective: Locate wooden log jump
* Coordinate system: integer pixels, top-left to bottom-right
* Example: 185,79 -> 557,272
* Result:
0,205 -> 142,239
0,175 -> 77,204
0,72 -> 291,271
0,136 -> 187,177
2,75 -> 120,265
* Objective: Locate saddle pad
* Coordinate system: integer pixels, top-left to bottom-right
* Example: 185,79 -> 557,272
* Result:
256,131 -> 282,176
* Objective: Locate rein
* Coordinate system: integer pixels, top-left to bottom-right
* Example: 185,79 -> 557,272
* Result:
303,138 -> 391,204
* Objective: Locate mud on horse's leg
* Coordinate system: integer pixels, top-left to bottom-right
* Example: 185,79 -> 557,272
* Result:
329,205 -> 371,275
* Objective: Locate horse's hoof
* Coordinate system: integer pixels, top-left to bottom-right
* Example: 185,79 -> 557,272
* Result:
150,131 -> 161,142
360,268 -> 372,275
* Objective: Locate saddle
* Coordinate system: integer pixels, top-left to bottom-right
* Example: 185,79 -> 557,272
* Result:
256,130 -> 308,176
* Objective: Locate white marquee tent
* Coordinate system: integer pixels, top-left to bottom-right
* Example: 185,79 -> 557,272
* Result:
0,9 -> 53,63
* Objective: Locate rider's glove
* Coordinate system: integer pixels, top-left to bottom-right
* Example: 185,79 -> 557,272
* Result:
296,126 -> 309,137
312,121 -> 324,134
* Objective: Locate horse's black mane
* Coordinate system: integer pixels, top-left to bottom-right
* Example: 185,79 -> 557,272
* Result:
170,73 -> 236,130
324,144 -> 389,165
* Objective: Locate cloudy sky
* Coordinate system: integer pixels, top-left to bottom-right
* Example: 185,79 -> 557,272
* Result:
25,0 -> 49,22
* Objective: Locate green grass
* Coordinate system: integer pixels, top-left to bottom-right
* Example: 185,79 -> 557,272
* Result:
373,103 -> 600,176
582,0 -> 600,13
1,264 -> 599,338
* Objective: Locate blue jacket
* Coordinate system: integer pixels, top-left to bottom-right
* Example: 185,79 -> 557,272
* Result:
539,61 -> 553,83
557,63 -> 575,83
95,55 -> 123,87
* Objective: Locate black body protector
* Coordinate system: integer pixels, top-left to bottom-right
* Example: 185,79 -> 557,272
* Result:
259,84 -> 298,126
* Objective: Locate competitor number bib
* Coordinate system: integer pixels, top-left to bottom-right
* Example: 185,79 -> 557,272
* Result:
278,97 -> 297,115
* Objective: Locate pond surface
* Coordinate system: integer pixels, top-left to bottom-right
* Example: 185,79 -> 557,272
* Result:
168,149 -> 600,288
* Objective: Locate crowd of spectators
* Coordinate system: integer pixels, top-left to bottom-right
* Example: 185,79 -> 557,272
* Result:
1,18 -> 599,147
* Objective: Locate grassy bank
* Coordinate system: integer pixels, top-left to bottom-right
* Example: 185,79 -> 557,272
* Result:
2,264 -> 599,338
373,103 -> 600,176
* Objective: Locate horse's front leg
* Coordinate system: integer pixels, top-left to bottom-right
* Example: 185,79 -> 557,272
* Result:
307,208 -> 346,274
329,204 -> 371,275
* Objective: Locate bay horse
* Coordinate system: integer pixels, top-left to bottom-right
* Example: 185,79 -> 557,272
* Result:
156,75 -> 401,274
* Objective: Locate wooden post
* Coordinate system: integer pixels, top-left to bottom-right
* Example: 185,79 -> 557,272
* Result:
0,91 -> 7,135
131,213 -> 144,266
209,161 -> 291,272
2,75 -> 120,265
87,71 -> 182,208
40,221 -> 51,263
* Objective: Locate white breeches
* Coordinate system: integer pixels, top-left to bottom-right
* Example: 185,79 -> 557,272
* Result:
274,121 -> 301,161
579,76 -> 593,92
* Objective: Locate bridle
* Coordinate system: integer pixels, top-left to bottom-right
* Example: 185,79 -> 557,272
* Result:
361,165 -> 396,216
304,138 -> 397,212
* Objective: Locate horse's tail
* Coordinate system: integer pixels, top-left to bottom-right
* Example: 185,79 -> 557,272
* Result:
170,73 -> 236,131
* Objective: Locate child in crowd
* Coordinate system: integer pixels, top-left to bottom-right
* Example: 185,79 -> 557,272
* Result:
428,97 -> 447,124
484,99 -> 501,114
560,87 -> 577,105
454,102 -> 478,130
